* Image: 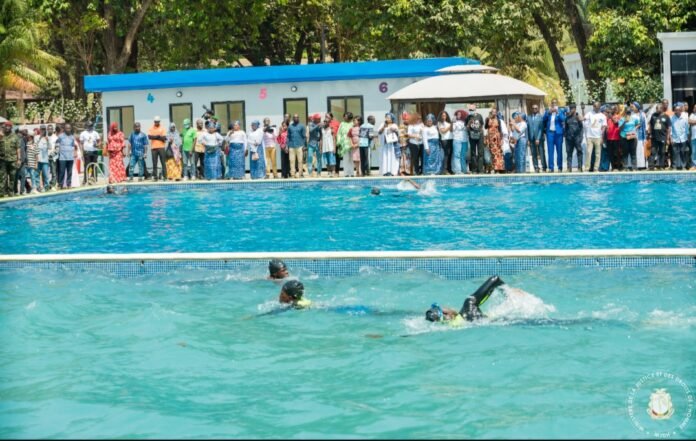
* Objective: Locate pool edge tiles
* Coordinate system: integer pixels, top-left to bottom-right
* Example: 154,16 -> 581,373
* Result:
0,170 -> 694,206
1,250 -> 694,279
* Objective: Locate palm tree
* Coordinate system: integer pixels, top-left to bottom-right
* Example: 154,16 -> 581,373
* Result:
0,0 -> 63,119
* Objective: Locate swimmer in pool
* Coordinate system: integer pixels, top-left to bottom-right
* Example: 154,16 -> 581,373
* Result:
278,279 -> 312,309
268,259 -> 289,280
105,185 -> 128,195
370,179 -> 420,197
426,276 -> 505,325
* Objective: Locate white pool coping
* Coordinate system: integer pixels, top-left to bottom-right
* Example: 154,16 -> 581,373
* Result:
1,249 -> 694,262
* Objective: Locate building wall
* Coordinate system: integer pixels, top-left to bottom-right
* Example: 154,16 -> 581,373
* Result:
100,76 -> 427,173
658,32 -> 696,109
100,76 -> 424,134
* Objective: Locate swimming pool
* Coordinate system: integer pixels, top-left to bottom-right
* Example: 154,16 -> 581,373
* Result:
0,264 -> 693,438
1,175 -> 695,254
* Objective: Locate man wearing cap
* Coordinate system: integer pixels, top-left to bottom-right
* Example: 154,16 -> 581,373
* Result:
79,121 -> 101,185
36,125 -> 51,191
148,116 -> 168,181
0,121 -> 21,196
181,118 -> 197,180
564,104 -> 584,172
307,113 -> 323,177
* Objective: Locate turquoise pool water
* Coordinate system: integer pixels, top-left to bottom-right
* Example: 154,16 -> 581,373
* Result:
1,264 -> 694,439
1,179 -> 695,254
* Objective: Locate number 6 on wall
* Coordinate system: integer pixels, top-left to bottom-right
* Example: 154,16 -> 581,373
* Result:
379,82 -> 388,93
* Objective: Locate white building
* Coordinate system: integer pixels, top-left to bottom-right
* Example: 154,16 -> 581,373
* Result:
562,52 -> 618,104
657,32 -> 696,110
84,57 -> 477,170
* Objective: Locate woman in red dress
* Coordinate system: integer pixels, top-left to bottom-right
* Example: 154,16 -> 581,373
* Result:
106,122 -> 126,183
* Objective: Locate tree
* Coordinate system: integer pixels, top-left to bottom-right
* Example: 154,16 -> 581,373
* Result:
0,0 -> 62,117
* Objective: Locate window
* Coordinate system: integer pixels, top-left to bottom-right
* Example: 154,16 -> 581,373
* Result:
211,101 -> 245,132
671,51 -> 696,111
327,96 -> 363,119
169,103 -> 192,131
284,98 -> 308,125
106,106 -> 135,135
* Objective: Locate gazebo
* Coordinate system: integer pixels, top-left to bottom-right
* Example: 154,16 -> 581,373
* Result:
388,65 -> 546,121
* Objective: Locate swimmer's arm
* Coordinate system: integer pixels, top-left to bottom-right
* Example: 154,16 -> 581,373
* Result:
406,178 -> 420,189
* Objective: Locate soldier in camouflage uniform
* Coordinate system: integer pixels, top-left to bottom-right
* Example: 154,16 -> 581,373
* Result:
0,121 -> 21,197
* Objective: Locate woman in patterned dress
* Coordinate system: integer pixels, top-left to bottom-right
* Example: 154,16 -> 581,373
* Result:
106,122 -> 126,183
166,123 -> 183,181
485,108 -> 504,173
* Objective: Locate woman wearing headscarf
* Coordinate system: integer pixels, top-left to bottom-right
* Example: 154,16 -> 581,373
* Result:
337,112 -> 354,177
165,123 -> 183,181
105,122 -> 126,183
248,120 -> 266,179
225,121 -> 247,179
378,112 -> 400,176
485,107 -> 504,173
422,113 -> 442,175
198,121 -> 224,180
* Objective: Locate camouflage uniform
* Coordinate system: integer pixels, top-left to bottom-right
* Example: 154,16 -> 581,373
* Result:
0,132 -> 21,197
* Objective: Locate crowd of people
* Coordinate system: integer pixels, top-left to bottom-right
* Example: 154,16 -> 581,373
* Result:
1,98 -> 695,197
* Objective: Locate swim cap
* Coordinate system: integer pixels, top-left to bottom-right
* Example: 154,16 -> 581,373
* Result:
282,280 -> 304,299
268,259 -> 287,277
371,187 -> 381,195
425,303 -> 443,322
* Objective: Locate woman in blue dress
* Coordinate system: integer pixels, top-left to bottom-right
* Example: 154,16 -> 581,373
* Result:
422,113 -> 443,175
248,120 -> 266,179
199,121 -> 224,180
225,121 -> 247,179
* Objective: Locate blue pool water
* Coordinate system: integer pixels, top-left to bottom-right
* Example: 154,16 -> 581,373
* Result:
0,264 -> 694,438
0,179 -> 695,254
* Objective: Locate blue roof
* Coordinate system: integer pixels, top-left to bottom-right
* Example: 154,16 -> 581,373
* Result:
84,57 -> 478,92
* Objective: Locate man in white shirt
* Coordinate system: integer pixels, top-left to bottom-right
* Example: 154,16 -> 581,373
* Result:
47,124 -> 58,189
583,101 -> 607,172
406,115 -> 424,175
79,121 -> 101,185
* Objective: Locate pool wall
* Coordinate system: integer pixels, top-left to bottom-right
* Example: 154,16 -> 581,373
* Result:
1,250 -> 694,279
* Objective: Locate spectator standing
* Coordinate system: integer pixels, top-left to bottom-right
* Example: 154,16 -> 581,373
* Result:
181,119 -> 197,180
378,112 -> 400,176
127,122 -> 149,181
306,114 -> 323,178
452,110 -> 469,174
194,119 -> 206,179
359,115 -> 377,177
438,111 -> 454,174
262,117 -> 279,179
647,103 -> 671,170
509,112 -> 528,173
670,103 -> 689,170
584,102 -> 607,172
564,104 -> 584,172
543,99 -> 565,172
165,123 -> 183,181
148,116 -> 167,181
407,113 -> 424,175
79,121 -> 101,185
106,122 -> 126,184
36,125 -> 51,191
527,104 -> 546,173
225,121 -> 247,180
466,105 -> 485,173
56,123 -> 78,189
287,114 -> 306,178
248,120 -> 266,180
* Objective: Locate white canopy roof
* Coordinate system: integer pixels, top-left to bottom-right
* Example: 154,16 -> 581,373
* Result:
388,73 -> 546,102
436,65 -> 499,73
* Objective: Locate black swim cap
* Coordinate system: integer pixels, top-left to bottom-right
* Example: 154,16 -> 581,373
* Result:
371,187 -> 381,195
269,259 -> 287,277
425,304 -> 443,322
282,280 -> 304,299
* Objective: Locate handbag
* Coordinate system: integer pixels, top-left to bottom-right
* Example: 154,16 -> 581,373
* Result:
165,145 -> 174,159
385,130 -> 398,144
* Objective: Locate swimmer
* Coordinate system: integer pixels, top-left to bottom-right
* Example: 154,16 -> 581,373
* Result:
426,276 -> 505,325
268,259 -> 289,280
370,187 -> 381,196
403,178 -> 420,190
105,185 -> 128,195
278,279 -> 312,309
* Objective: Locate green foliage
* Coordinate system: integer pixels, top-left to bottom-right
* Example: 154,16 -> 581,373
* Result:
613,75 -> 664,104
22,97 -> 102,123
